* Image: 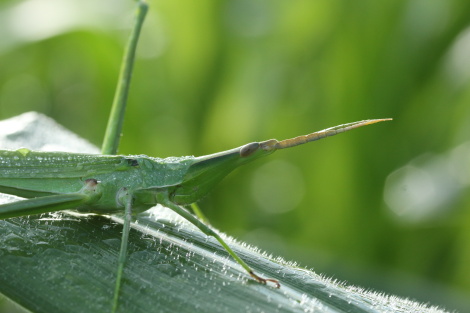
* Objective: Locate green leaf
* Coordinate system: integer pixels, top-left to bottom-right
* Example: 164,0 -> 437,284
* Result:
0,113 -> 449,313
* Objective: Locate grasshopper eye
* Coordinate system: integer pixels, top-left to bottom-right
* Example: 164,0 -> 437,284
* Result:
126,158 -> 139,166
240,142 -> 260,157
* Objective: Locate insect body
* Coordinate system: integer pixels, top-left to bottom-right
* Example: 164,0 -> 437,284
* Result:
0,119 -> 390,218
0,150 -> 193,216
0,1 -> 391,312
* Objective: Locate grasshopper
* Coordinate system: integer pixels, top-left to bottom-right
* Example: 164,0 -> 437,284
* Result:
0,1 -> 390,312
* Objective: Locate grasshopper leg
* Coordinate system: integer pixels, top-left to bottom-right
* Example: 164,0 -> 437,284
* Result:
0,193 -> 93,219
190,202 -> 211,225
111,193 -> 133,313
156,192 -> 280,288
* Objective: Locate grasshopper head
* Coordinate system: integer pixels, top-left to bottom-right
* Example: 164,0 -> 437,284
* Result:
170,118 -> 391,205
170,140 -> 278,205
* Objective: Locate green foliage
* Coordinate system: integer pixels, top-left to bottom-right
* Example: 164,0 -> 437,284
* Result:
0,209 -> 450,313
0,0 -> 470,311
0,114 -> 449,313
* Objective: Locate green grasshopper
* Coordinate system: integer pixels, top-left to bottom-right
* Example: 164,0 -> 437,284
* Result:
0,1 -> 390,312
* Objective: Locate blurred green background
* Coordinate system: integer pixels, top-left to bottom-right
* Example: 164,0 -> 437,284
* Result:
1,0 -> 470,311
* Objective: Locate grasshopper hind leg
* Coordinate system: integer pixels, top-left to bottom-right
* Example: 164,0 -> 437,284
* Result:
0,193 -> 94,220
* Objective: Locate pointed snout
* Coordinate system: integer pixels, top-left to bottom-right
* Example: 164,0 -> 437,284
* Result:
170,142 -> 276,205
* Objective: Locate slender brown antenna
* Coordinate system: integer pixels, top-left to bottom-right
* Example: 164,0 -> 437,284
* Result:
267,118 -> 392,150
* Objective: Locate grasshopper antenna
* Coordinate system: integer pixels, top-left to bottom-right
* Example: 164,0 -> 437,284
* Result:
259,118 -> 392,151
